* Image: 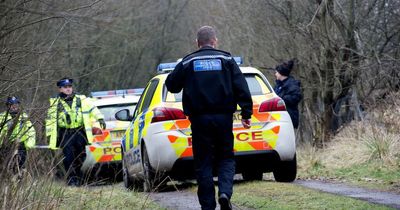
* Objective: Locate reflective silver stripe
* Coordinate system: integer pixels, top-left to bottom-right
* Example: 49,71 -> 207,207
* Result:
182,55 -> 232,65
82,107 -> 94,114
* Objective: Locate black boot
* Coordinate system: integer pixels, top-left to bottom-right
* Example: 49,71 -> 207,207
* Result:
218,193 -> 232,210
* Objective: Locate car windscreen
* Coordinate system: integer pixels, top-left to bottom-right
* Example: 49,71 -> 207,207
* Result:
164,74 -> 271,102
98,103 -> 137,121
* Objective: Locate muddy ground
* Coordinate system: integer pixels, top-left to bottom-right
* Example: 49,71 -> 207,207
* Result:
149,179 -> 400,210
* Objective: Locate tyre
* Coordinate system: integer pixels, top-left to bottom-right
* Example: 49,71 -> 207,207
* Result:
142,145 -> 168,192
123,164 -> 134,190
122,151 -> 134,190
142,145 -> 155,192
122,148 -> 144,191
273,154 -> 297,182
242,171 -> 263,181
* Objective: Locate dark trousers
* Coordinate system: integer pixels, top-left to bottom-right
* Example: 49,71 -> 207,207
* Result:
190,114 -> 235,210
58,128 -> 87,184
9,143 -> 26,175
17,143 -> 26,169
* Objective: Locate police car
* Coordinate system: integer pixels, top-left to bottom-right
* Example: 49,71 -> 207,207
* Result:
117,58 -> 296,191
81,89 -> 143,173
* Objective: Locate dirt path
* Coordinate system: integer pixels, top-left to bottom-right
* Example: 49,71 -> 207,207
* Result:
149,180 -> 400,209
150,190 -> 201,210
295,180 -> 400,209
149,182 -> 253,210
150,190 -> 253,210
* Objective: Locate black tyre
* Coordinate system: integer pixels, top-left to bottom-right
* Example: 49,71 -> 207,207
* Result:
122,148 -> 144,191
242,171 -> 263,181
123,165 -> 134,190
273,154 -> 297,182
142,145 -> 168,192
142,145 -> 155,192
122,150 -> 134,190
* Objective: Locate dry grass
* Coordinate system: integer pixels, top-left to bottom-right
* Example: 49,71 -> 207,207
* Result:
297,141 -> 323,172
0,147 -> 161,210
321,122 -> 372,169
298,92 -> 400,186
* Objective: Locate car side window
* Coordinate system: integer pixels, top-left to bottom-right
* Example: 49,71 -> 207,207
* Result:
137,79 -> 159,114
132,88 -> 148,120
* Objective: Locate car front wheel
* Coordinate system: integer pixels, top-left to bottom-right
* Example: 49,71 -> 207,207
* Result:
142,145 -> 155,192
273,154 -> 297,182
123,149 -> 143,191
122,151 -> 134,190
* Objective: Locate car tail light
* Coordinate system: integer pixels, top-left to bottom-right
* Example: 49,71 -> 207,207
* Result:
92,127 -> 103,135
151,107 -> 186,123
259,98 -> 286,112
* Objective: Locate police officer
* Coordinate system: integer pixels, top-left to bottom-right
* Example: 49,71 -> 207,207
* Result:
166,26 -> 253,210
274,60 -> 302,129
0,96 -> 36,175
46,78 -> 106,186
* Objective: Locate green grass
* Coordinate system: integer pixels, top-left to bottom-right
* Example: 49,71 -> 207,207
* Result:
298,145 -> 400,192
231,181 -> 395,210
298,160 -> 400,191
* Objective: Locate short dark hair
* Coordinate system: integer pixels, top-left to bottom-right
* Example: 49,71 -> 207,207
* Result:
197,26 -> 217,46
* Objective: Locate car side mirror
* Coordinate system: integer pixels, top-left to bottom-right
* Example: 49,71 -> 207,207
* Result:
115,109 -> 132,121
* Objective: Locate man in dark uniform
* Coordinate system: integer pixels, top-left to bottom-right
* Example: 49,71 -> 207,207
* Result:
166,26 -> 253,210
274,60 -> 302,129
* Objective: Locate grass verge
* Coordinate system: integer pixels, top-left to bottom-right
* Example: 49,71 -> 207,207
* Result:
232,181 -> 394,210
297,92 -> 400,191
1,177 -> 163,210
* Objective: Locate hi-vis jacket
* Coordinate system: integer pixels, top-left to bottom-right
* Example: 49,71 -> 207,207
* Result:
46,94 -> 104,149
0,112 -> 36,149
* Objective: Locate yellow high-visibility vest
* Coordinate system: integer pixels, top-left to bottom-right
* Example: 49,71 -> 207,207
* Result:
0,112 -> 36,149
46,94 -> 104,149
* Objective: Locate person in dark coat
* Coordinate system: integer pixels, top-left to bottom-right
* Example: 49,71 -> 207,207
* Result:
274,60 -> 302,129
166,26 -> 253,210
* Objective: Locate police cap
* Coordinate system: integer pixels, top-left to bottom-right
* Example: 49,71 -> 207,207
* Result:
6,96 -> 20,105
57,78 -> 74,87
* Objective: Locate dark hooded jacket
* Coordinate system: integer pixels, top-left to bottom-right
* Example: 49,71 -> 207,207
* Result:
274,76 -> 302,128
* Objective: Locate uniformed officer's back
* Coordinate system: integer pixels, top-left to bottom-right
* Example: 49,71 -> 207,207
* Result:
167,46 -> 252,119
166,26 -> 253,210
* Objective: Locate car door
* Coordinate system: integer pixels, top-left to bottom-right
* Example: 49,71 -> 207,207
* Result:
127,79 -> 160,172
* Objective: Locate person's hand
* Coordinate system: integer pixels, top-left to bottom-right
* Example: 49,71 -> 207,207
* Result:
99,119 -> 106,130
241,118 -> 251,129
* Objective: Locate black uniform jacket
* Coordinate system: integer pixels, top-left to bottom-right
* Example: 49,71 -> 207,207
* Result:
166,46 -> 253,119
274,76 -> 302,128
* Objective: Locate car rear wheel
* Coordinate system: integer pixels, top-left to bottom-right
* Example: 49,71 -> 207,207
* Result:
273,154 -> 297,182
242,170 -> 263,181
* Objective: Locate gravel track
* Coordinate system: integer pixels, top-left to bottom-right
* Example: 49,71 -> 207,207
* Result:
149,179 -> 400,209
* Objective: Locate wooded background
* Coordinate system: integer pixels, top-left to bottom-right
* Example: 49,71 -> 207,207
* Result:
1,0 -> 399,145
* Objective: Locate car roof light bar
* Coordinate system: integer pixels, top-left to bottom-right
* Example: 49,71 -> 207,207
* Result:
233,57 -> 243,65
91,88 -> 144,98
157,62 -> 178,74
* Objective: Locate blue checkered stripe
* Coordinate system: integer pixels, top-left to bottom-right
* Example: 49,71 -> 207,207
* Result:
193,59 -> 222,72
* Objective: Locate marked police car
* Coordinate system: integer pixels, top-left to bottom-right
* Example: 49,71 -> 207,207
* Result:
116,58 -> 296,191
81,88 -> 143,173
